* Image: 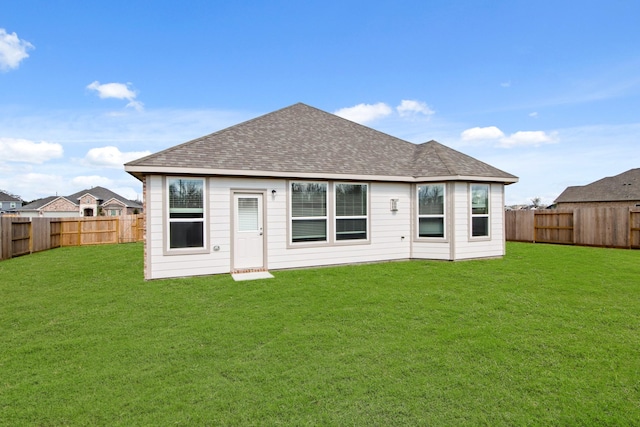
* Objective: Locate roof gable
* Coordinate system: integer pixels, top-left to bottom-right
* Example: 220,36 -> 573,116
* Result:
555,168 -> 640,203
20,196 -> 75,211
126,103 -> 517,183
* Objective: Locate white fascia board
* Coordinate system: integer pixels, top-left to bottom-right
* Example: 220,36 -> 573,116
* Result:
413,175 -> 519,184
125,165 -> 518,184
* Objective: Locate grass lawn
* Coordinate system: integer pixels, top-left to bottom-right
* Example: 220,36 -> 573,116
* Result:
0,242 -> 638,426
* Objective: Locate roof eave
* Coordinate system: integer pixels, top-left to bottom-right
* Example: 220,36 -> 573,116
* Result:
125,165 -> 519,184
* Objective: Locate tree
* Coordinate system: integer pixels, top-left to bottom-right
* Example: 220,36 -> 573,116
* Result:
531,197 -> 542,209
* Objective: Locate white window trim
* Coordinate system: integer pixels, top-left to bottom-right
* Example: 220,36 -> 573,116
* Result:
469,183 -> 491,240
334,182 -> 370,244
288,180 -> 371,248
289,181 -> 329,246
164,176 -> 209,255
416,183 -> 447,241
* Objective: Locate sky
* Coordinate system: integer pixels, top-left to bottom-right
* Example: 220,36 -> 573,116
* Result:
1,0 -> 639,205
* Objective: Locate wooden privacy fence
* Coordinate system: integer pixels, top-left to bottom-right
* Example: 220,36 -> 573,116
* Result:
506,208 -> 640,249
0,215 -> 144,261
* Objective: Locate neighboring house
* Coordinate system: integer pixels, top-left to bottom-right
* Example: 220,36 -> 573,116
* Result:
125,103 -> 518,280
554,168 -> 640,210
0,190 -> 22,214
19,196 -> 78,218
19,187 -> 143,218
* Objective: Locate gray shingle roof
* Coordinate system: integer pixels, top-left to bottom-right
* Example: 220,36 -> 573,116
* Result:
126,103 -> 517,183
66,186 -> 142,208
20,187 -> 142,211
20,196 -> 65,211
555,168 -> 640,203
0,191 -> 21,202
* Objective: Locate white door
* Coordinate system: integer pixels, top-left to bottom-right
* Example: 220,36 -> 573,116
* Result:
233,193 -> 264,270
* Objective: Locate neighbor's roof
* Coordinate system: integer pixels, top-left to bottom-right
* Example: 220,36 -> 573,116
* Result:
20,196 -> 69,211
67,186 -> 142,208
0,191 -> 21,202
19,187 -> 142,211
126,103 -> 518,183
555,168 -> 640,203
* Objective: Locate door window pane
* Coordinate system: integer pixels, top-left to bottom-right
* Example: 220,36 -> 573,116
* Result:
238,198 -> 259,231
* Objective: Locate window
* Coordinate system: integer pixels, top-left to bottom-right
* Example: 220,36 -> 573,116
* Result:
237,197 -> 259,231
291,182 -> 327,243
10,202 -> 16,209
471,184 -> 489,237
335,183 -> 368,240
168,178 -> 205,249
417,184 -> 445,238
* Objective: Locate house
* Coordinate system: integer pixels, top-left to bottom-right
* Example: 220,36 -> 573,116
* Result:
0,190 -> 22,214
125,103 -> 518,280
554,168 -> 640,210
18,186 -> 143,218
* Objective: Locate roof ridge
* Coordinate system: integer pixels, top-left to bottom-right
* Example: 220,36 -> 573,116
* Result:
126,103 -> 517,182
417,140 -> 456,176
126,103 -> 311,167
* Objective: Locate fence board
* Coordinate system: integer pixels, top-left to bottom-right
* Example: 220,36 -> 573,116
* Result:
11,220 -> 32,257
0,214 -> 144,261
630,210 -> 640,249
505,210 -> 534,242
507,207 -> 639,249
534,211 -> 574,244
0,217 -> 10,260
575,207 -> 629,248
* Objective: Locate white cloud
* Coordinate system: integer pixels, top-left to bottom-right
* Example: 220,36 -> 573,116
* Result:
87,81 -> 144,111
9,173 -> 66,200
0,137 -> 64,163
461,126 -> 505,141
112,186 -> 141,201
71,175 -> 114,188
396,100 -> 435,117
0,28 -> 34,71
83,146 -> 151,168
334,102 -> 392,123
501,81 -> 512,88
498,130 -> 558,148
529,112 -> 539,118
460,126 -> 557,148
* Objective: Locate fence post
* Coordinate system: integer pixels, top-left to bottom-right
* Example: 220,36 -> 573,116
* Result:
29,221 -> 33,254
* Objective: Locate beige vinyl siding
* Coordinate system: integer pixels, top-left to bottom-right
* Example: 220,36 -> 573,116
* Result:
411,182 -> 453,261
453,182 -> 505,260
144,176 -> 508,279
268,182 -> 412,270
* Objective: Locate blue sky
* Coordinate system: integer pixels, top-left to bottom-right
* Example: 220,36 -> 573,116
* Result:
2,0 -> 639,205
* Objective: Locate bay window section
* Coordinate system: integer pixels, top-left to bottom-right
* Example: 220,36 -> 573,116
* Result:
168,178 -> 205,249
471,184 -> 490,237
335,183 -> 368,241
417,184 -> 445,238
291,182 -> 327,243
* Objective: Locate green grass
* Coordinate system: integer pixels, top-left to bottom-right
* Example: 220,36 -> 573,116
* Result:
1,243 -> 639,426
